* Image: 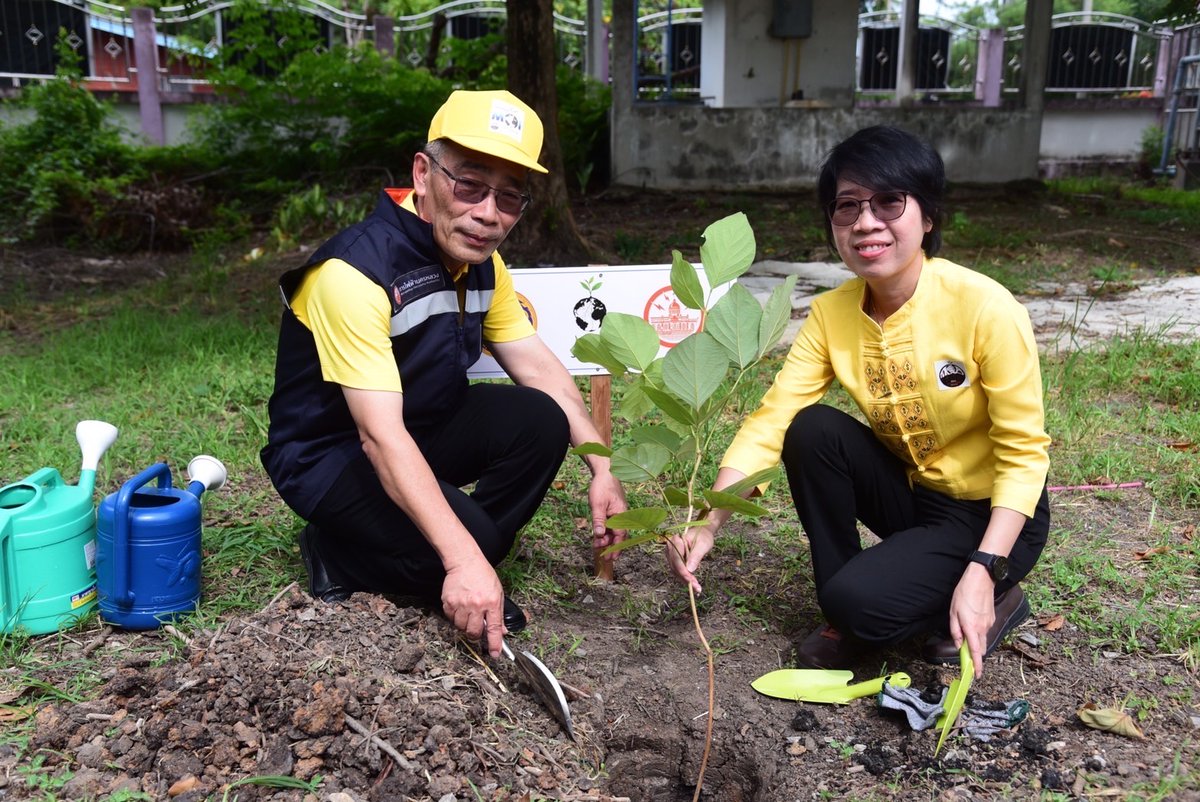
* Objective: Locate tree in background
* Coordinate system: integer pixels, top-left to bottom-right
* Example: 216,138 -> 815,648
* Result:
505,0 -> 599,266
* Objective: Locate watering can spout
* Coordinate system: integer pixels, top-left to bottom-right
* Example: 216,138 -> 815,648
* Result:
185,455 -> 227,499
76,420 -> 119,495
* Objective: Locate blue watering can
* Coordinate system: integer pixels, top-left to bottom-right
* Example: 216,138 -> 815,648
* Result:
0,421 -> 118,635
96,455 -> 227,630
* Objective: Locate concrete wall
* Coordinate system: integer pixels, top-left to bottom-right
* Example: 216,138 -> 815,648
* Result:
699,0 -> 857,108
612,104 -> 1044,190
1040,100 -> 1160,161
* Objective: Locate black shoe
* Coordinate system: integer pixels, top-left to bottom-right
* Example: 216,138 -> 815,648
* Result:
503,596 -> 527,634
923,584 -> 1031,664
795,624 -> 867,670
298,524 -> 354,603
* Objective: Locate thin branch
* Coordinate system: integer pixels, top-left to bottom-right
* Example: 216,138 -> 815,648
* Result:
687,583 -> 715,802
344,713 -> 423,773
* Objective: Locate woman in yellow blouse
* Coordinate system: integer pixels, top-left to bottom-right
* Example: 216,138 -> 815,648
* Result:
668,126 -> 1050,678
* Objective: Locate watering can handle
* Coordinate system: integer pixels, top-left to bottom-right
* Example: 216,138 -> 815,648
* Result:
24,467 -> 64,492
0,516 -> 15,633
112,463 -> 173,608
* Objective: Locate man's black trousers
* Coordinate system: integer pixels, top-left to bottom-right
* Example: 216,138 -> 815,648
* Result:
308,383 -> 569,599
781,404 -> 1050,645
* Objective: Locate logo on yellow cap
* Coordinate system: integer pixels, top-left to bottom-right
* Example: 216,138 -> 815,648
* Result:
489,100 -> 525,143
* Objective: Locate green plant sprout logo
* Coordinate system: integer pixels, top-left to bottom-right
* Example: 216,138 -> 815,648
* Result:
573,275 -> 607,333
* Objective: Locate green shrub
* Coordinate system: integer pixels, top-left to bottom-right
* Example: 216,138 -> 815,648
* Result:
0,41 -> 141,244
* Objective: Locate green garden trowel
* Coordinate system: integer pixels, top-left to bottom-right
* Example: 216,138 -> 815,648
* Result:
751,668 -> 912,705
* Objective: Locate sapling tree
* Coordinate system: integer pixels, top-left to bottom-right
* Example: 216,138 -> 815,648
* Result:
570,212 -> 796,799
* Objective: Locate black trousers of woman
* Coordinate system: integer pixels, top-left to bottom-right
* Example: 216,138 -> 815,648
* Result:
781,404 -> 1050,645
307,383 -> 570,599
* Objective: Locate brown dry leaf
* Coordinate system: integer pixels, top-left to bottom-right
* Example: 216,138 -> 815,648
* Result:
1106,237 -> 1126,248
367,595 -> 392,619
1077,703 -> 1145,739
0,705 -> 35,722
552,481 -> 566,490
1166,441 -> 1196,451
0,684 -> 30,706
1009,639 -> 1049,666
168,775 -> 201,796
1042,614 -> 1065,632
1133,546 -> 1170,561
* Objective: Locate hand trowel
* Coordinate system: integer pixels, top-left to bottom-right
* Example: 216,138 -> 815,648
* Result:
491,634 -> 576,741
751,668 -> 912,705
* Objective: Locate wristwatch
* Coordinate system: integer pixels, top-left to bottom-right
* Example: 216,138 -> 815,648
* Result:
968,550 -> 1010,582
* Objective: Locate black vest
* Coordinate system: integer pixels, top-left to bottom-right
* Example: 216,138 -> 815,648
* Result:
260,190 -> 497,518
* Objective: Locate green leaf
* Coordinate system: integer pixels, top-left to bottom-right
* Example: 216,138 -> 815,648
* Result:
934,642 -> 975,757
662,332 -> 729,409
705,283 -> 762,368
616,377 -> 656,421
642,385 -> 695,427
610,442 -> 672,484
570,442 -> 612,458
758,274 -> 798,358
700,212 -> 757,288
599,313 -> 660,373
571,333 -> 627,377
721,466 -> 781,496
670,249 -> 706,310
604,507 -> 669,531
631,425 -> 684,452
663,487 -> 694,507
702,489 -> 769,517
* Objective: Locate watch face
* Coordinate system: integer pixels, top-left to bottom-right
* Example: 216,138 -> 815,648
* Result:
993,556 -> 1010,581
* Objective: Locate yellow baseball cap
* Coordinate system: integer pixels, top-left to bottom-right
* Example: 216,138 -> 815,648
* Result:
427,89 -> 549,174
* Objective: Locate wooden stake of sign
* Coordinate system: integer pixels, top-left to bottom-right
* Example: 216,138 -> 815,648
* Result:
590,374 -> 614,581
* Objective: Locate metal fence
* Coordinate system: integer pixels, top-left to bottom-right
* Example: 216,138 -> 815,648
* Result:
0,0 -> 135,88
1004,12 -> 1172,96
0,0 -> 593,91
857,11 -> 981,97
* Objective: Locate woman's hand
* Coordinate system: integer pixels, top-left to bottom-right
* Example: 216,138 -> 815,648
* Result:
948,563 -> 996,678
666,522 -> 716,594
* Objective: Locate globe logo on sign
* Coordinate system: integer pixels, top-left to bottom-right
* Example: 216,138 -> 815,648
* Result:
573,275 -> 607,333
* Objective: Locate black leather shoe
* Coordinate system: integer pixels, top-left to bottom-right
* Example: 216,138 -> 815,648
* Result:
795,624 -> 866,670
923,584 -> 1031,664
298,524 -> 354,603
503,596 -> 527,634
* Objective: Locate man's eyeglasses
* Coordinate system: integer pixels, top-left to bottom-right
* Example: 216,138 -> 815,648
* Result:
426,155 -> 531,216
827,191 -> 909,227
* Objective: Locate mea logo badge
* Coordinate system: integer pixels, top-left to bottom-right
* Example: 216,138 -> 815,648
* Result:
643,286 -> 703,348
489,100 -> 524,142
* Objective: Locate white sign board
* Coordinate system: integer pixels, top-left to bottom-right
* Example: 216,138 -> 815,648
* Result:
469,264 -> 730,378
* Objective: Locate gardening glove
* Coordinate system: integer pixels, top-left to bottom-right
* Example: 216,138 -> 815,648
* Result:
877,683 -> 947,731
960,699 -> 1031,742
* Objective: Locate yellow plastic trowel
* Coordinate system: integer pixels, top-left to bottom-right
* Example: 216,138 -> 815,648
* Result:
934,642 -> 974,756
751,668 -> 911,705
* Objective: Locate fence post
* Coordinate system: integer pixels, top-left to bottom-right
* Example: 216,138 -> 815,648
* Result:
895,0 -> 919,105
586,0 -> 608,83
374,15 -> 395,58
1153,33 -> 1171,98
1021,0 -> 1052,115
976,27 -> 1004,107
131,7 -> 165,145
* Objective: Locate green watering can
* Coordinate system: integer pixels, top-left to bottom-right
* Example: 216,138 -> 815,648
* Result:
0,421 -> 118,635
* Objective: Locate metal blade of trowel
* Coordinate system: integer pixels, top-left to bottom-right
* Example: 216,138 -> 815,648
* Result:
751,669 -> 912,705
498,638 -> 576,740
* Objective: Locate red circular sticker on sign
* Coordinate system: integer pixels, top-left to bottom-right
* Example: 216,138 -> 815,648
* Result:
643,286 -> 703,348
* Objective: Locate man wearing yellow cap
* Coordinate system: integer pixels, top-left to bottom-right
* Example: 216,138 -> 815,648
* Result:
261,90 -> 626,657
